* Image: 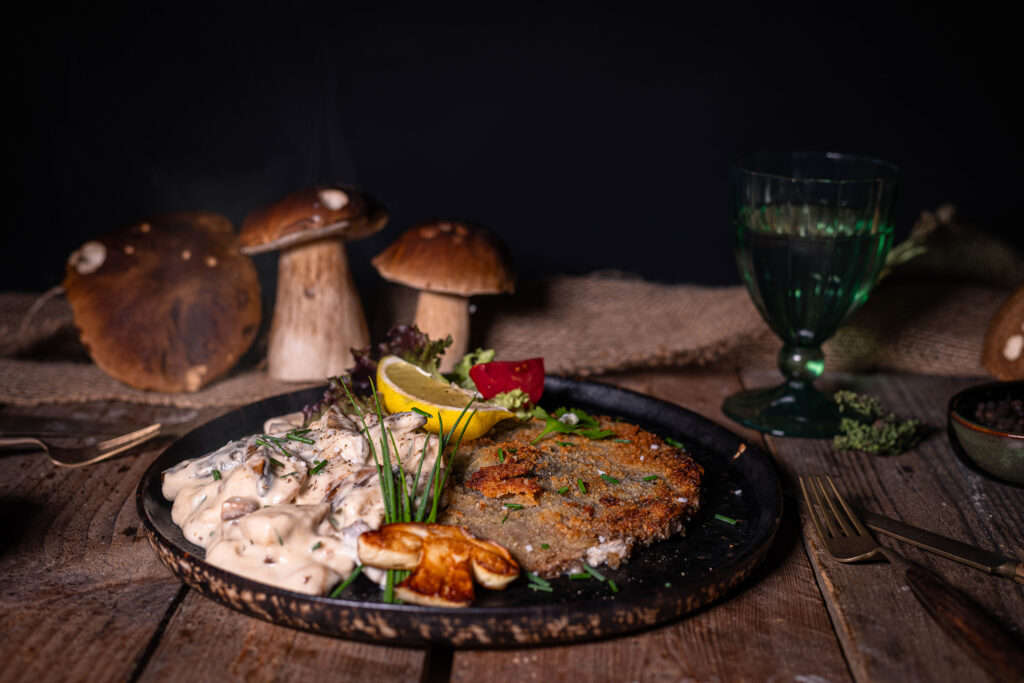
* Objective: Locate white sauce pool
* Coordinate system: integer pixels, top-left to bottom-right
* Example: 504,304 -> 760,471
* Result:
161,407 -> 440,595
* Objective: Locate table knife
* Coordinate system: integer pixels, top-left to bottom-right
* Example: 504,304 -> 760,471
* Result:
854,505 -> 1024,584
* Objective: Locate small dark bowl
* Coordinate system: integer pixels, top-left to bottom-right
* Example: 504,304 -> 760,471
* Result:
948,381 -> 1024,486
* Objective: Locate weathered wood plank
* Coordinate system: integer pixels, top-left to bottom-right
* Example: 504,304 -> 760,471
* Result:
451,369 -> 852,683
138,592 -> 427,683
0,402 -> 219,683
742,369 -> 1024,682
0,401 -> 427,683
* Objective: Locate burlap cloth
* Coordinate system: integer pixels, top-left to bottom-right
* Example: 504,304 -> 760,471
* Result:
1,207 -> 1016,408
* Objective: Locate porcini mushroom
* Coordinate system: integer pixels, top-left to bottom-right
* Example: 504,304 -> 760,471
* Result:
357,522 -> 519,607
63,211 -> 261,392
238,185 -> 387,382
982,285 -> 1024,380
371,221 -> 514,372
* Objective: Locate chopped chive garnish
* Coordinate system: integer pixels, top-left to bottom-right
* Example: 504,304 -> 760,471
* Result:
608,579 -> 619,593
310,459 -> 328,475
312,541 -> 322,551
270,458 -> 284,468
256,438 -> 276,450
212,469 -> 222,481
577,478 -> 587,494
569,572 -> 590,580
665,437 -> 684,448
330,565 -> 363,598
328,515 -> 341,530
506,448 -> 517,453
600,474 -> 620,484
503,503 -> 524,510
286,433 -> 315,444
642,475 -> 659,482
613,438 -> 631,443
714,513 -> 738,525
527,572 -> 551,588
557,486 -> 570,495
556,441 -> 573,447
583,565 -> 606,582
410,407 -> 432,418
498,448 -> 505,463
279,471 -> 300,478
502,513 -> 509,524
541,543 -> 550,549
275,530 -> 284,546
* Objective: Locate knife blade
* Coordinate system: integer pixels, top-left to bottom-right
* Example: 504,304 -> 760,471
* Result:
854,505 -> 1024,584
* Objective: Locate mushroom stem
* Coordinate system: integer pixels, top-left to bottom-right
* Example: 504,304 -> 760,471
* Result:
268,238 -> 369,381
413,291 -> 470,372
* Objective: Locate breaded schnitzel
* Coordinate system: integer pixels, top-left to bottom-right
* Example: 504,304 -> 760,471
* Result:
438,415 -> 702,577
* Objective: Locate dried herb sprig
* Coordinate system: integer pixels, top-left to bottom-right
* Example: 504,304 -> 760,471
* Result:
832,390 -> 924,455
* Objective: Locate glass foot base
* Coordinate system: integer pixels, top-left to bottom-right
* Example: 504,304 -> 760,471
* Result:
723,381 -> 841,438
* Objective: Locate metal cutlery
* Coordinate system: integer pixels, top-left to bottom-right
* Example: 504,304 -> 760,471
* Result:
0,423 -> 162,468
855,505 -> 1024,584
800,475 -> 1024,683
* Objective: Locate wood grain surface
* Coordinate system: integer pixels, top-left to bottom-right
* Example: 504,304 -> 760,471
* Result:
2,369 -> 1018,683
742,369 -> 1024,683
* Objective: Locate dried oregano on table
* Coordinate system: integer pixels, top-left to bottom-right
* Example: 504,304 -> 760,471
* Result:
832,390 -> 925,455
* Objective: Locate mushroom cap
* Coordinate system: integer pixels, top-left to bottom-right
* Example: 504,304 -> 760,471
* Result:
982,284 -> 1024,380
371,220 -> 515,296
237,184 -> 388,255
63,211 -> 262,393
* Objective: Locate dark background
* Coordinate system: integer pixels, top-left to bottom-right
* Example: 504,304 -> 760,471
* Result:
9,2 -> 1021,302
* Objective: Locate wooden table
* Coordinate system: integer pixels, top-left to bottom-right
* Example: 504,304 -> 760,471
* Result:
1,368 -> 1021,682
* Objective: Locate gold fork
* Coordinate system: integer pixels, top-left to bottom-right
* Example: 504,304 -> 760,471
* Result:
800,475 -> 1024,683
0,423 -> 162,468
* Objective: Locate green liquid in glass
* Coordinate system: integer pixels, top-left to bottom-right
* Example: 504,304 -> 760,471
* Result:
723,206 -> 894,437
732,214 -> 893,348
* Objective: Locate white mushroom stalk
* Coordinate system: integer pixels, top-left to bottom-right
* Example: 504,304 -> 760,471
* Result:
269,238 -> 369,381
414,291 -> 471,371
238,185 -> 388,383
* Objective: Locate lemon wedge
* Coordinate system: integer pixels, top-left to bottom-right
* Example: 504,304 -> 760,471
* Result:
376,355 -> 514,441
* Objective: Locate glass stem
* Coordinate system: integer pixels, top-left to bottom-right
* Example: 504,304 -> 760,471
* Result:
777,344 -> 825,384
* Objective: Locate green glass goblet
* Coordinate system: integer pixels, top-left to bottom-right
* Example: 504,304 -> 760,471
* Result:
722,152 -> 899,438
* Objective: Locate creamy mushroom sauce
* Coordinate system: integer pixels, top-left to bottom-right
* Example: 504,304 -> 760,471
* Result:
161,406 -> 440,595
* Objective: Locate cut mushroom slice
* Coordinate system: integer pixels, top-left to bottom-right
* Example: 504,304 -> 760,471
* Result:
357,522 -> 519,607
238,185 -> 388,382
372,221 -> 514,372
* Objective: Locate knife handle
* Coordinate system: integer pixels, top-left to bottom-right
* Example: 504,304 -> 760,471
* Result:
904,563 -> 1024,683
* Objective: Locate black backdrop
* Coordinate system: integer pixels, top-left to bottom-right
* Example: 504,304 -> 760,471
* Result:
9,2 -> 1021,301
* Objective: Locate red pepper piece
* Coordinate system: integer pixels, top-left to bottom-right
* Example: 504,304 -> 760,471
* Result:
469,358 -> 545,404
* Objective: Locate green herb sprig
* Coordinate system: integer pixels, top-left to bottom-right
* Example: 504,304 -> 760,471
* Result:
531,407 -> 615,445
832,390 -> 924,456
338,376 -> 476,603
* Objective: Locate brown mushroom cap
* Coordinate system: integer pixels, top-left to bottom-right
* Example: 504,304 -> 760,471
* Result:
982,285 -> 1024,380
63,211 -> 262,393
237,185 -> 388,255
371,220 -> 515,296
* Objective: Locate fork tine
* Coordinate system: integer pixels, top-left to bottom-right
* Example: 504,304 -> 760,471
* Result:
824,475 -> 870,536
802,473 -> 835,536
799,476 -> 831,541
96,423 -> 161,450
815,476 -> 852,536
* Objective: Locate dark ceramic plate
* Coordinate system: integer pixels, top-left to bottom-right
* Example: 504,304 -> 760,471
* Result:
137,377 -> 782,647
